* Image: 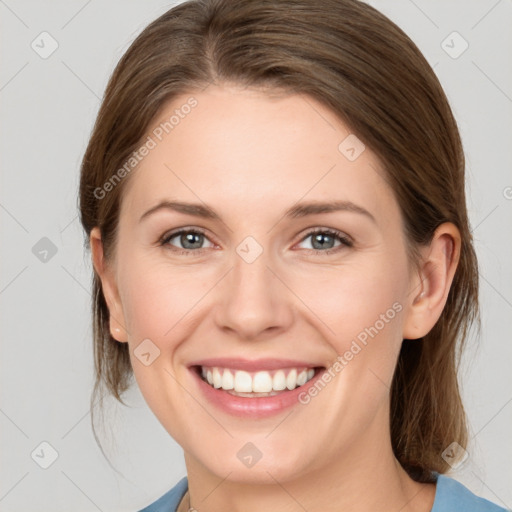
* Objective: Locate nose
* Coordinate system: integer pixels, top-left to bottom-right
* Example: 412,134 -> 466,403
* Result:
214,248 -> 294,341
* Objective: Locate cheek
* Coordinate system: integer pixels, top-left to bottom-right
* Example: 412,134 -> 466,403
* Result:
290,259 -> 407,342
121,276 -> 171,340
287,257 -> 408,411
117,264 -> 204,434
117,260 -> 219,409
119,257 -> 211,339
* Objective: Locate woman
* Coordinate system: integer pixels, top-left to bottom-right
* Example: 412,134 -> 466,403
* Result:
78,0 -> 507,510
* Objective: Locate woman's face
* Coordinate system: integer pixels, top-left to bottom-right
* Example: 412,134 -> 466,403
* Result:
100,83 -> 421,483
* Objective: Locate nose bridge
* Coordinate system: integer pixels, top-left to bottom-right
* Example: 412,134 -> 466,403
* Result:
214,238 -> 293,340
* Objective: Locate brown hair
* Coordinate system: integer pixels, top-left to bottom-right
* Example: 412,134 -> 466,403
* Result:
79,0 -> 479,481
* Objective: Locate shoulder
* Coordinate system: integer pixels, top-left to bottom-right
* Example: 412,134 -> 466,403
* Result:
138,476 -> 189,512
432,474 -> 508,512
136,474 -> 509,512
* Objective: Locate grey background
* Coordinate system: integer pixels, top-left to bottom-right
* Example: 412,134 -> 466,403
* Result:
1,0 -> 511,510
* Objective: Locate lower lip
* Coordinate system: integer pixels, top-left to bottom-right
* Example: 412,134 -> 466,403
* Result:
189,367 -> 326,418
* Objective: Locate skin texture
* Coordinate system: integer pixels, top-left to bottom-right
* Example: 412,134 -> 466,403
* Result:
90,83 -> 460,512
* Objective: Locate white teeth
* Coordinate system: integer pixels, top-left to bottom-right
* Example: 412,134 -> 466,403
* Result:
297,370 -> 307,386
221,368 -> 234,390
234,370 -> 253,392
212,368 -> 222,388
286,369 -> 297,390
253,371 -> 273,393
200,366 -> 317,393
272,370 -> 287,391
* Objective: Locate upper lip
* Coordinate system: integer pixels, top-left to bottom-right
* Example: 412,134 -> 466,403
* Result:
188,358 -> 324,372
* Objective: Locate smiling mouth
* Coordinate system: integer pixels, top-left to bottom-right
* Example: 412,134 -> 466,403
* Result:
192,365 -> 323,397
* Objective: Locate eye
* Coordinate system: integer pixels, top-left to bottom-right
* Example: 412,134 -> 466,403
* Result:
158,227 -> 353,256
296,228 -> 353,255
159,228 -> 215,255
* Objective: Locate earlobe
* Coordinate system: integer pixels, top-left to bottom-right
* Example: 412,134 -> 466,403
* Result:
403,223 -> 461,340
89,227 -> 128,343
111,325 -> 127,342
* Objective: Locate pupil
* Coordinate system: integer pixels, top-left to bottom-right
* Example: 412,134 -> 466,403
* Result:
182,232 -> 202,249
313,233 -> 333,250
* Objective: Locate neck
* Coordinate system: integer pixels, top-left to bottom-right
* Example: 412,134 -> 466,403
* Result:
183,409 -> 435,512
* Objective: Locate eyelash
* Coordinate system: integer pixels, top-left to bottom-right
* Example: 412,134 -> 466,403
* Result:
158,227 -> 353,256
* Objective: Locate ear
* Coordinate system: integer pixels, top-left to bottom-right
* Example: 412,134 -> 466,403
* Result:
402,223 -> 461,340
90,227 -> 128,343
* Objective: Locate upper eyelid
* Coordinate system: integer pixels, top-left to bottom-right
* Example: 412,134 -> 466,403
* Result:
160,227 -> 214,246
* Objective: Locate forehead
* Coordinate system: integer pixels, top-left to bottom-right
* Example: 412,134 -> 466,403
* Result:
121,84 -> 395,222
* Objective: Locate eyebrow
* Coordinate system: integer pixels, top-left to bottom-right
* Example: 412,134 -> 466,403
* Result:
139,199 -> 376,224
